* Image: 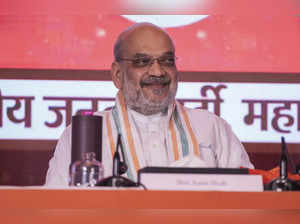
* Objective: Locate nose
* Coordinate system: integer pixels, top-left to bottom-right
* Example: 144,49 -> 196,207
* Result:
147,59 -> 165,76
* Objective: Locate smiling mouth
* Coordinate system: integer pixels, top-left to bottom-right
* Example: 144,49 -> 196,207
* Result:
140,76 -> 171,88
141,82 -> 170,97
141,82 -> 170,88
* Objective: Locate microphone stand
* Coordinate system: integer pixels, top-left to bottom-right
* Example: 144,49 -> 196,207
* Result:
96,134 -> 138,187
268,137 -> 293,191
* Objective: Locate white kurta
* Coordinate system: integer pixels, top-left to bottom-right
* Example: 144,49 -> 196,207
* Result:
45,107 -> 254,186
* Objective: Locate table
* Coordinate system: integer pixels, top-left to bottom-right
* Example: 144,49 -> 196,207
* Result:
1,187 -> 300,224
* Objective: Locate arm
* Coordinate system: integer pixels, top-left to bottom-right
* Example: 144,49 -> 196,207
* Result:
187,108 -> 254,169
212,115 -> 254,169
44,126 -> 72,186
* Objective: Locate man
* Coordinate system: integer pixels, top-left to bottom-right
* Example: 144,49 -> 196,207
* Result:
45,23 -> 253,186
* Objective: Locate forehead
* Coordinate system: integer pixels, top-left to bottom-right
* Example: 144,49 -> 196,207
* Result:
121,26 -> 175,57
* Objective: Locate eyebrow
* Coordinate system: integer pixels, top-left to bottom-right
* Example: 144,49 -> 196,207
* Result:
133,51 -> 175,58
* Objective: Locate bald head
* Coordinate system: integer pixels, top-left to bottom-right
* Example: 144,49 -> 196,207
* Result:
113,23 -> 175,61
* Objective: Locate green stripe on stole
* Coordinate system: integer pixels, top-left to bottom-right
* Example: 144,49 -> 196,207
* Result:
173,107 -> 189,157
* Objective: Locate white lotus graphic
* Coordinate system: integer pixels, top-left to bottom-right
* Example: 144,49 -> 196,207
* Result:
122,15 -> 209,28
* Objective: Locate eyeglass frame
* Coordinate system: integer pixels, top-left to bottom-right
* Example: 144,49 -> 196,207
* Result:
116,54 -> 178,68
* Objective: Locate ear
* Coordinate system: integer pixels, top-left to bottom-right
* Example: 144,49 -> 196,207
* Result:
111,61 -> 123,89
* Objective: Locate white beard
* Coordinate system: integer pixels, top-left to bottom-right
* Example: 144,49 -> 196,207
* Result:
122,74 -> 177,115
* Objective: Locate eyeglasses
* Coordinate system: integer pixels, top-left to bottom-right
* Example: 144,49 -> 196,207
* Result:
117,55 -> 177,68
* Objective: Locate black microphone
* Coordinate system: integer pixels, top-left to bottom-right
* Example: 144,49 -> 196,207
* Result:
280,137 -> 288,179
96,134 -> 138,187
115,134 -> 128,175
267,137 -> 294,191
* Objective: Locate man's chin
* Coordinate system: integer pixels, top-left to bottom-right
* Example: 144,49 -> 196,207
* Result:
123,87 -> 175,115
136,104 -> 168,115
143,96 -> 169,106
128,96 -> 170,115
142,89 -> 170,103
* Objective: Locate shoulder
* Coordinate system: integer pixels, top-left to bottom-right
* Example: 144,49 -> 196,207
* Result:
184,107 -> 227,127
182,107 -> 234,144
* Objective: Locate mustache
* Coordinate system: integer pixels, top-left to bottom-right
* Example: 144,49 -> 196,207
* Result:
140,75 -> 171,87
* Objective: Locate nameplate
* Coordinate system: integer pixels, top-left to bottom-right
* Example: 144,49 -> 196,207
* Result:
138,167 -> 263,192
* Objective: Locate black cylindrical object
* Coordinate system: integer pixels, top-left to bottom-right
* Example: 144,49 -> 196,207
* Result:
71,114 -> 103,164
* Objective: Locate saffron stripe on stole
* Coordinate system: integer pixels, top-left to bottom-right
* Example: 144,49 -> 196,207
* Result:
178,104 -> 200,157
117,94 -> 140,172
173,107 -> 189,157
105,112 -> 116,156
112,107 -> 134,180
169,118 -> 179,161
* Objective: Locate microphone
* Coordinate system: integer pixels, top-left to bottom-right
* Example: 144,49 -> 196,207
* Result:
114,134 -> 128,175
96,133 -> 138,187
268,137 -> 294,191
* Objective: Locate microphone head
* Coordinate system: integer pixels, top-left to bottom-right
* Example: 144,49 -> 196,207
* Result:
281,136 -> 286,152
